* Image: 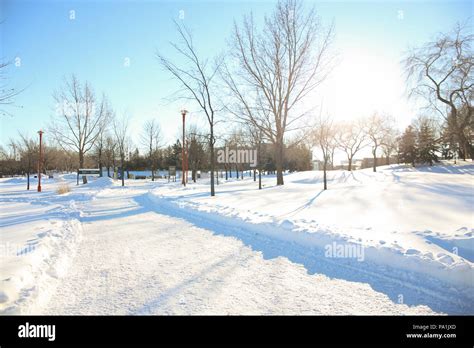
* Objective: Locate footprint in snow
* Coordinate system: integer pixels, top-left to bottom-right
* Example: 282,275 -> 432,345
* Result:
437,254 -> 455,265
405,249 -> 421,255
36,232 -> 48,238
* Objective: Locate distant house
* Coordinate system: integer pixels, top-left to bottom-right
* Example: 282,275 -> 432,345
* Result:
353,159 -> 363,169
312,160 -> 322,171
361,156 -> 398,169
334,159 -> 363,171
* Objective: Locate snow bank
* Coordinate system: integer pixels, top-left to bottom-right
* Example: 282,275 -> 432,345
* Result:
0,216 -> 83,313
0,180 -> 87,313
148,193 -> 473,295
148,162 -> 474,296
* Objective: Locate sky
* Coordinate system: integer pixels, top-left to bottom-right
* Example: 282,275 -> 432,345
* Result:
0,0 -> 472,162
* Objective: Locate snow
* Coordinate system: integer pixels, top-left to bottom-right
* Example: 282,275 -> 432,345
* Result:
150,162 -> 474,295
0,162 -> 472,314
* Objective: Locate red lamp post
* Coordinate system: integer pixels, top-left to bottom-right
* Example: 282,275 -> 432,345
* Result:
37,130 -> 44,192
181,109 -> 188,186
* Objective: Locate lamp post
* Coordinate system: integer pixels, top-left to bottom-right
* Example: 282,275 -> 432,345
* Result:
37,130 -> 44,192
181,109 -> 188,186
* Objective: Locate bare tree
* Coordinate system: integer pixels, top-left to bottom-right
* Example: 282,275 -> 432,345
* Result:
113,115 -> 130,187
157,22 -> 220,196
365,113 -> 393,172
246,124 -> 265,189
404,22 -> 473,159
222,0 -> 334,186
227,128 -> 246,179
187,125 -> 208,183
93,128 -> 108,177
313,114 -> 336,190
15,133 -> 39,190
50,75 -> 111,184
103,135 -> 116,178
335,120 -> 367,171
141,119 -> 161,181
381,127 -> 400,165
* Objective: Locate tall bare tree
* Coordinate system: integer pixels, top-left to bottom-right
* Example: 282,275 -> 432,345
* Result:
50,75 -> 111,184
313,114 -> 336,190
157,22 -> 220,196
113,115 -> 130,187
141,119 -> 161,181
404,22 -> 473,159
222,0 -> 334,186
335,120 -> 367,171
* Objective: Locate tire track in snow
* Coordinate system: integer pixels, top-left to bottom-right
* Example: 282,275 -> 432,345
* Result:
144,193 -> 472,314
38,187 -> 435,315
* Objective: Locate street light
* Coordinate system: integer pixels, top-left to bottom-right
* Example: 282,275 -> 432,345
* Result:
181,109 -> 188,186
37,130 -> 44,192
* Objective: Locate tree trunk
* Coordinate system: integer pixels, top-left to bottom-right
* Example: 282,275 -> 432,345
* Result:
450,109 -> 473,160
275,139 -> 284,185
27,171 -> 30,190
98,149 -> 103,177
372,148 -> 377,172
348,156 -> 352,171
79,151 -> 87,184
210,131 -> 215,197
258,169 -> 262,190
107,166 -> 110,178
323,161 -> 327,190
253,169 -> 256,181
121,158 -> 125,187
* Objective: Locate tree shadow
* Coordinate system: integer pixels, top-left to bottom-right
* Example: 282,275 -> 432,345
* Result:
137,193 -> 473,315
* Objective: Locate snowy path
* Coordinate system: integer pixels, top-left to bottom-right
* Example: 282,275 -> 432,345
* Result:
38,184 -> 435,315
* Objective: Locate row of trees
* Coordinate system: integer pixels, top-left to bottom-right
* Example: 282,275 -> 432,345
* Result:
2,0 -> 471,195
1,81 -> 313,185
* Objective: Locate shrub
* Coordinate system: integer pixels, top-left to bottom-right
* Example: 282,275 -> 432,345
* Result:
56,183 -> 71,195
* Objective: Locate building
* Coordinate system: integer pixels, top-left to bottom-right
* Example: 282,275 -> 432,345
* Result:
360,156 -> 398,169
312,160 -> 322,171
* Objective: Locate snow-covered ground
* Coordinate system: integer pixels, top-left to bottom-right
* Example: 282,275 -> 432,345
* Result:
0,162 -> 473,314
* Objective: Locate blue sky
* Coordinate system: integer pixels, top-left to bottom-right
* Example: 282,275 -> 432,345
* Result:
1,0 -> 472,152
